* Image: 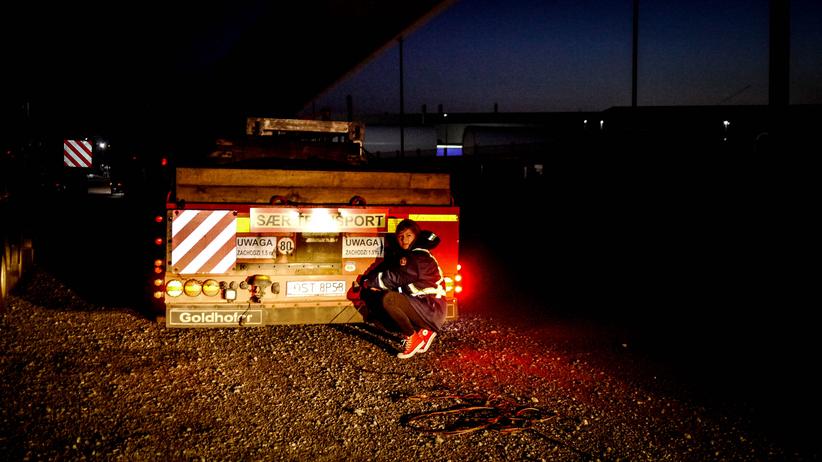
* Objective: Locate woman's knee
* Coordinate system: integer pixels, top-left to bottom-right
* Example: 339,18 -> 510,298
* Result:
382,291 -> 406,309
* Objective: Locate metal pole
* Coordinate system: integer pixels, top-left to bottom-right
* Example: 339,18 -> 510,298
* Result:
399,36 -> 405,157
769,0 -> 789,106
632,0 -> 639,107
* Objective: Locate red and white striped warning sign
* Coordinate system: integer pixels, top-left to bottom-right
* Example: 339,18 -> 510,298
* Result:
63,140 -> 93,168
171,210 -> 237,275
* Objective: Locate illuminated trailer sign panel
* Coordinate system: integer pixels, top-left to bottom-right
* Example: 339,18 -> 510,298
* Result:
250,208 -> 387,233
342,236 -> 384,259
236,236 -> 277,259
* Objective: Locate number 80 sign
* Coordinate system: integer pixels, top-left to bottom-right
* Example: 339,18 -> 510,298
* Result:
277,237 -> 295,255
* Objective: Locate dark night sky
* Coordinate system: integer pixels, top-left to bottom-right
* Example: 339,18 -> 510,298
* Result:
303,0 -> 822,118
3,0 -> 820,140
1,0 -> 445,138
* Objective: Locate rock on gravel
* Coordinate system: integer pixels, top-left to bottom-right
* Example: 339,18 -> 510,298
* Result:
0,269 -> 814,461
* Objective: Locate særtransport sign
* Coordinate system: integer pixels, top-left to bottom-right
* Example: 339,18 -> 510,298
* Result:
250,208 -> 387,232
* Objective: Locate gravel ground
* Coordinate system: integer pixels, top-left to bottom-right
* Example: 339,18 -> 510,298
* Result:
1,268 -> 815,461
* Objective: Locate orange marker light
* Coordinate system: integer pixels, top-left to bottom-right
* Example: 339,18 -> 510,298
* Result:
166,280 -> 183,297
202,279 -> 220,297
183,279 -> 202,297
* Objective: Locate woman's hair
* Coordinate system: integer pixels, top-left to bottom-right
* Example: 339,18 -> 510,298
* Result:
395,218 -> 421,237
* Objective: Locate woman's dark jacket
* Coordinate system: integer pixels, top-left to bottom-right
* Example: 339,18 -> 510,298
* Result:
362,231 -> 447,331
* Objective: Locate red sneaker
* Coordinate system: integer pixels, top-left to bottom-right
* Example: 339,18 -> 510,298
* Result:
418,329 -> 437,353
397,331 -> 425,359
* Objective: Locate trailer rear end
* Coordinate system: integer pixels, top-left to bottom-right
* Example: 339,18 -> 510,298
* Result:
150,167 -> 461,327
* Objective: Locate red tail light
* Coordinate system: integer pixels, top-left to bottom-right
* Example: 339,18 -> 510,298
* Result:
455,264 -> 463,297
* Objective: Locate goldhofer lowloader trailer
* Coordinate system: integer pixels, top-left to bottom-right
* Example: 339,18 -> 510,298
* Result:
148,120 -> 461,327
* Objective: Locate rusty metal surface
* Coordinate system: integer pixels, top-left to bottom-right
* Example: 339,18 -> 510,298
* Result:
175,168 -> 452,205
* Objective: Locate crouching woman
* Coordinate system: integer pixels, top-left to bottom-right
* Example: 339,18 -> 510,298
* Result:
360,218 -> 446,359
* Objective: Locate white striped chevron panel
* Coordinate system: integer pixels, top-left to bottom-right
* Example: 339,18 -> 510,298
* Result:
63,139 -> 93,168
171,210 -> 237,275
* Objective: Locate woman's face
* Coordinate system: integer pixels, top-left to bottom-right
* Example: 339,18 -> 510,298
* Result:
397,228 -> 416,250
